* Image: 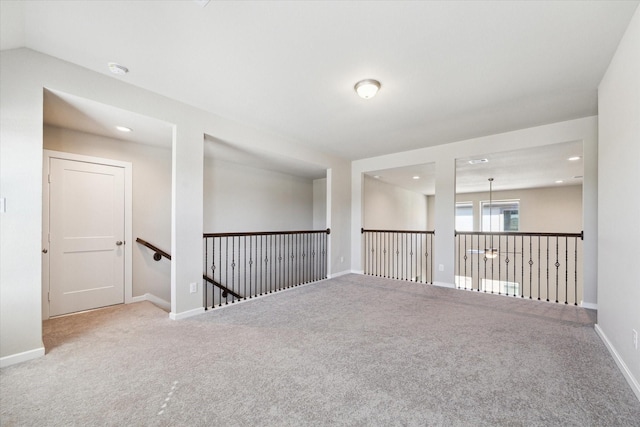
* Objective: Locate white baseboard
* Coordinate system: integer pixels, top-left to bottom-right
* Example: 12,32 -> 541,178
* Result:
433,281 -> 456,289
131,293 -> 171,312
0,346 -> 45,368
328,270 -> 352,279
351,270 -> 364,275
169,306 -> 205,320
581,301 -> 598,310
594,324 -> 640,401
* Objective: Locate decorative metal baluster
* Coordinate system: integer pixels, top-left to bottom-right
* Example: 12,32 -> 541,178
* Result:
520,235 -> 524,298
554,237 -> 560,302
546,236 -> 549,302
564,236 -> 568,304
574,236 -> 578,306
528,236 -> 533,299
503,235 -> 509,295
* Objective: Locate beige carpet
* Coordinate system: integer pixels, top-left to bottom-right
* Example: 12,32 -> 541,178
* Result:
1,274 -> 639,426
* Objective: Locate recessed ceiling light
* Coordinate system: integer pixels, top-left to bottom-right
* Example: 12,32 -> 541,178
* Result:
108,62 -> 129,75
412,176 -> 420,180
468,158 -> 489,165
116,126 -> 132,132
354,79 -> 381,99
568,156 -> 581,161
555,180 -> 564,184
373,175 -> 381,179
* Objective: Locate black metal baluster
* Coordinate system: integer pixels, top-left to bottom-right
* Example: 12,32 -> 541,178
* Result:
564,236 -> 568,304
573,237 -> 578,305
537,236 -> 541,300
528,236 -> 533,299
520,235 -> 524,298
546,236 -> 549,302
555,236 -> 560,302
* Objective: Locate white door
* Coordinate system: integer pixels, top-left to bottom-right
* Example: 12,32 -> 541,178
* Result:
48,158 -> 125,316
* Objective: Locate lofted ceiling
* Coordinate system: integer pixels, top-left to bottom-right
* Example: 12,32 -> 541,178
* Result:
2,1 -> 638,163
365,139 -> 583,195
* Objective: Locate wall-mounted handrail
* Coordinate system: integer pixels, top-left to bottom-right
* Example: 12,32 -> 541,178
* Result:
136,238 -> 171,261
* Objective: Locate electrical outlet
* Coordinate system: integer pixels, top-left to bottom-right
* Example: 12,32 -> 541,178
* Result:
189,282 -> 197,294
439,264 -> 444,272
633,329 -> 638,350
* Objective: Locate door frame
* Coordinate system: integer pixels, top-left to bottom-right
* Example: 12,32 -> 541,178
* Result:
42,150 -> 133,319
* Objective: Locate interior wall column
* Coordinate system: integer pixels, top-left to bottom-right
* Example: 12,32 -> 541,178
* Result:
433,157 -> 456,286
170,123 -> 205,318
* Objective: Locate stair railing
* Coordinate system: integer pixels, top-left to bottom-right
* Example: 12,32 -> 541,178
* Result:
203,229 -> 330,309
455,231 -> 584,305
361,228 -> 435,284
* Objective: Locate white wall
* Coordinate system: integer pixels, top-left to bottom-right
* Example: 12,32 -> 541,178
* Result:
352,117 -> 598,296
596,6 -> 640,400
363,175 -> 428,230
313,178 -> 327,230
0,48 -> 350,365
203,158 -> 313,232
43,126 -> 172,304
456,185 -> 582,233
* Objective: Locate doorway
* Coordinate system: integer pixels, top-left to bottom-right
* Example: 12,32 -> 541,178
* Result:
43,150 -> 133,318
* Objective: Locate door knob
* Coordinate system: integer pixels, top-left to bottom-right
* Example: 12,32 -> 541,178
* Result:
116,241 -> 123,246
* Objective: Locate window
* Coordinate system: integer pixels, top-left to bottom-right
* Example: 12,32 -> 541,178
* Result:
481,200 -> 519,231
455,202 -> 473,231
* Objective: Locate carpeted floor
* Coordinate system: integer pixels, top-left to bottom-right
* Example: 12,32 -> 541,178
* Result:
1,274 -> 639,426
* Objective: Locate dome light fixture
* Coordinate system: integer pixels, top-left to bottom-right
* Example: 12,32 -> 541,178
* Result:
354,79 -> 381,99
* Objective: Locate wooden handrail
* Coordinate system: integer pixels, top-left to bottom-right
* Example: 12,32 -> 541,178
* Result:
204,228 -> 330,238
202,275 -> 243,299
136,238 -> 171,261
362,228 -> 435,234
454,230 -> 583,240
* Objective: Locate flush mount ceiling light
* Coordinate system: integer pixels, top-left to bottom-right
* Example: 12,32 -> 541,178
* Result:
108,62 -> 129,75
354,79 -> 381,99
468,158 -> 489,165
568,156 -> 581,161
412,175 -> 420,180
555,180 -> 564,184
116,126 -> 132,132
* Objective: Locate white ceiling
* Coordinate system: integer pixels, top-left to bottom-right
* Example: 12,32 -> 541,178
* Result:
366,140 -> 583,195
43,89 -> 175,148
2,1 -> 637,163
44,89 -> 327,179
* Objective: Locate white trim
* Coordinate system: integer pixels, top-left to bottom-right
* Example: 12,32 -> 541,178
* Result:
433,281 -> 456,288
131,293 -> 171,311
351,269 -> 365,275
594,324 -> 640,401
0,347 -> 45,368
169,307 -> 205,320
42,150 -> 133,319
328,270 -> 351,279
581,301 -> 598,310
